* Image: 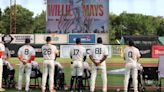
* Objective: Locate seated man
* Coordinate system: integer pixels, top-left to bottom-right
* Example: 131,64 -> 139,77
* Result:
31,61 -> 42,78
3,59 -> 14,71
54,61 -> 63,69
54,61 -> 65,90
83,61 -> 91,78
2,59 -> 15,88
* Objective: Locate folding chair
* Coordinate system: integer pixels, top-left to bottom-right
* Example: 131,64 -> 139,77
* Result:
2,65 -> 10,88
158,56 -> 164,92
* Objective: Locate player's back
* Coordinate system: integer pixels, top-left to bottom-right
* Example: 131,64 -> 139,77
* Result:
124,46 -> 140,63
18,45 -> 35,60
70,45 -> 86,61
90,44 -> 108,61
42,44 -> 57,60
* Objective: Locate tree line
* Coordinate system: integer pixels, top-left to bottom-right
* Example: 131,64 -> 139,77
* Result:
0,5 -> 164,43
109,12 -> 164,43
0,5 -> 46,34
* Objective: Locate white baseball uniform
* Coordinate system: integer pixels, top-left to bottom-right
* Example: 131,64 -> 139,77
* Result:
70,45 -> 86,76
0,43 -> 5,89
41,44 -> 58,91
17,45 -> 36,91
89,44 -> 108,92
124,46 -> 141,92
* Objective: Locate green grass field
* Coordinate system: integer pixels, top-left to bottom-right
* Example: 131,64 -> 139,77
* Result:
3,57 -> 161,92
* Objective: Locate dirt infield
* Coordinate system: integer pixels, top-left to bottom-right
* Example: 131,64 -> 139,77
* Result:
11,62 -> 158,67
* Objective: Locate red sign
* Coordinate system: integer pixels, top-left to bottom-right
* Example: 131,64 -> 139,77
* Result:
152,45 -> 164,58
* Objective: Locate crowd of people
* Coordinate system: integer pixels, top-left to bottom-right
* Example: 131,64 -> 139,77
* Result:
0,36 -> 141,92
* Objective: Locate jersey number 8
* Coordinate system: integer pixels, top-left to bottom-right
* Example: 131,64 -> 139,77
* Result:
24,49 -> 29,55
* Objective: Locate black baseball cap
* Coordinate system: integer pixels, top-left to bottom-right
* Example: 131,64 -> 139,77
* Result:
46,36 -> 51,42
76,38 -> 81,44
97,37 -> 102,44
25,38 -> 30,44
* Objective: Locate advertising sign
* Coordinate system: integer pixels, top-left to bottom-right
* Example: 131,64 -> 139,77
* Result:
68,33 -> 96,44
1,34 -> 34,44
152,45 -> 164,58
46,0 -> 109,33
11,34 -> 34,44
35,34 -> 67,44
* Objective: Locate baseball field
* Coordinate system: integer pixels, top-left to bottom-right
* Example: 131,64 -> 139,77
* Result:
4,57 -> 162,92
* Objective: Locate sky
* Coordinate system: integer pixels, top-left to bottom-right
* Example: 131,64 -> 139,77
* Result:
0,0 -> 46,16
0,0 -> 164,17
109,0 -> 164,17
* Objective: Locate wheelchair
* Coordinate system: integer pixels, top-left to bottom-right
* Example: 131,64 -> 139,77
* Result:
54,65 -> 66,90
46,64 -> 66,90
128,70 -> 145,92
2,64 -> 16,88
142,67 -> 161,92
82,68 -> 91,90
30,64 -> 42,88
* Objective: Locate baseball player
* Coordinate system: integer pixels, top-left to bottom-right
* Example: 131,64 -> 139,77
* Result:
41,36 -> 58,92
124,39 -> 141,92
69,38 -> 86,92
0,42 -> 5,91
89,37 -> 108,92
17,38 -> 36,92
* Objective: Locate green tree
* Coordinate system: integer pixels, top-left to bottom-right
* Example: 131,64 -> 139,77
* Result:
0,8 -> 2,20
0,8 -> 5,33
157,21 -> 164,36
109,12 -> 164,43
2,5 -> 34,34
33,11 -> 46,33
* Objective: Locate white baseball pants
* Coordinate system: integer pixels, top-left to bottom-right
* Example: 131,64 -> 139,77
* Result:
90,65 -> 107,92
42,60 -> 54,91
71,61 -> 83,76
18,62 -> 32,91
124,63 -> 138,92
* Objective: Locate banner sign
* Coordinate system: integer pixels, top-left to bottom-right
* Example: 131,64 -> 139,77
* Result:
46,0 -> 109,33
135,45 -> 152,58
11,34 -> 34,44
152,45 -> 164,58
60,45 -> 112,58
35,34 -> 67,44
68,33 -> 96,44
1,34 -> 34,44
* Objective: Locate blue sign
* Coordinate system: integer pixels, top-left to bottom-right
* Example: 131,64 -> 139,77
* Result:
69,34 -> 96,44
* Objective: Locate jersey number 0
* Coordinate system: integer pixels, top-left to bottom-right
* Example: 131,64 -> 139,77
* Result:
128,51 -> 133,58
